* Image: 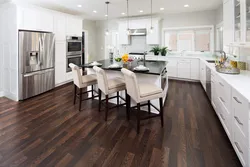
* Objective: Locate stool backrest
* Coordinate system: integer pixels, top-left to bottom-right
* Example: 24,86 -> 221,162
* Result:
93,66 -> 108,94
69,63 -> 82,88
121,68 -> 140,102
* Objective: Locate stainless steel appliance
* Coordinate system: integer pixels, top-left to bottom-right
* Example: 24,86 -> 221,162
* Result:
161,67 -> 168,90
18,31 -> 55,100
66,55 -> 82,72
66,36 -> 82,56
206,65 -> 211,100
129,29 -> 147,36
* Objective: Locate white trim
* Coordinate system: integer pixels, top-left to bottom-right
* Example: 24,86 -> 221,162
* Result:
162,25 -> 215,52
55,79 -> 73,87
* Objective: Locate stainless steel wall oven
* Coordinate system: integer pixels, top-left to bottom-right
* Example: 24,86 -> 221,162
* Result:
66,36 -> 82,56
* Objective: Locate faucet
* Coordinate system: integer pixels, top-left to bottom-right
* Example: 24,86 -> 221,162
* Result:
215,50 -> 228,66
181,50 -> 186,56
143,51 -> 147,66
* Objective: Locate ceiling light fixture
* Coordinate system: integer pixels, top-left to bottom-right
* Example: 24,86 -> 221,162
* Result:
149,0 -> 153,33
126,0 -> 130,35
105,14 -> 108,17
160,7 -> 164,10
121,12 -> 126,15
105,2 -> 110,36
77,5 -> 82,8
139,10 -> 143,13
93,10 -> 97,13
184,4 -> 189,8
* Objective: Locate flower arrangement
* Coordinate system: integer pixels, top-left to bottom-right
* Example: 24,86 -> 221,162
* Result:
122,54 -> 129,63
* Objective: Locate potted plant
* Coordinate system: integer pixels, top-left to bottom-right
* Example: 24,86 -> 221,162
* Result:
150,46 -> 161,56
161,47 -> 169,56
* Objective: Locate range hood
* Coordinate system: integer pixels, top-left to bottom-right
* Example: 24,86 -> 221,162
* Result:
129,29 -> 147,36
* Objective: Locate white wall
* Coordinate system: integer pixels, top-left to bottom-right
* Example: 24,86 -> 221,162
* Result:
83,20 -> 98,62
0,2 -> 18,100
215,4 -> 223,24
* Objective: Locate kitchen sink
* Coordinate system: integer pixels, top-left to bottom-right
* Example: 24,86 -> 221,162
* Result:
206,60 -> 216,63
215,66 -> 240,74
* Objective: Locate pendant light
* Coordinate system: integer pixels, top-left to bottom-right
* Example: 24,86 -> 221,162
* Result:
105,1 -> 110,36
150,0 -> 154,33
126,0 -> 130,35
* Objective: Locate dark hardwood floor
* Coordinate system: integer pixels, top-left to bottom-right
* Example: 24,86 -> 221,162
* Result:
0,80 -> 242,167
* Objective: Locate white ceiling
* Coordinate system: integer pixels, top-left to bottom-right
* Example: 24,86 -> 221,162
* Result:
12,0 -> 222,20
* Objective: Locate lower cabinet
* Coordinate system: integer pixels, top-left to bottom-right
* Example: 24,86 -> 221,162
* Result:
177,59 -> 191,79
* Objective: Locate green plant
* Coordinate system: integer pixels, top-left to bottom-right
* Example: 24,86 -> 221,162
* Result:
150,46 -> 161,56
161,47 -> 169,56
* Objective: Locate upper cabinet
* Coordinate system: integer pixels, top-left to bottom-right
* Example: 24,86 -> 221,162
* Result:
224,0 -> 250,45
118,21 -> 130,45
53,14 -> 66,41
66,16 -> 82,36
18,7 -> 53,32
146,19 -> 160,45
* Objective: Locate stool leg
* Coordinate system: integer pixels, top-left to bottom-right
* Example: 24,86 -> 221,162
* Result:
137,103 -> 141,134
148,100 -> 151,114
117,92 -> 119,106
91,85 -> 94,99
105,95 -> 109,121
79,88 -> 82,111
74,85 -> 77,105
159,97 -> 164,127
126,93 -> 130,121
98,89 -> 102,112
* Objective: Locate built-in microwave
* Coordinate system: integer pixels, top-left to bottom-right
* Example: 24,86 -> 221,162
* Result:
66,36 -> 82,56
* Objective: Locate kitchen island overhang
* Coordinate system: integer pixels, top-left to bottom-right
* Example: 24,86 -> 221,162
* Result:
80,59 -> 168,114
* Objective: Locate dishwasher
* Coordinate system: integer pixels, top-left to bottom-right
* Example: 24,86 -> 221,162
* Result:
206,65 -> 211,100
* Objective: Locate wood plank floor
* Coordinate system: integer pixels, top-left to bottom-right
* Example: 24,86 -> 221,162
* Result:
0,80 -> 242,167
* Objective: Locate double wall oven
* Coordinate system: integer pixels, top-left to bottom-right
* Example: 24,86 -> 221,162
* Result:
66,36 -> 82,72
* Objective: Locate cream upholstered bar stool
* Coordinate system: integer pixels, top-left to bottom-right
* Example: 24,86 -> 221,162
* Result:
69,63 -> 98,111
121,68 -> 164,134
93,66 -> 128,121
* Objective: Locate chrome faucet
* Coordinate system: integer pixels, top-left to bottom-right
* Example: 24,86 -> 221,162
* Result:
181,50 -> 186,56
215,50 -> 228,66
143,51 -> 147,66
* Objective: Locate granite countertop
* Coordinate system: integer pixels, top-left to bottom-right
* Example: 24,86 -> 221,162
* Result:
80,59 -> 167,75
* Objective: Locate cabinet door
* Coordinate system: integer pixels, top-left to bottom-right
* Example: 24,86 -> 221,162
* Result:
21,8 -> 40,31
190,59 -> 200,80
177,60 -> 191,79
39,11 -> 54,32
55,41 -> 66,85
166,58 -> 178,77
66,16 -> 82,36
54,14 -> 66,41
223,0 -> 234,47
118,22 -> 130,45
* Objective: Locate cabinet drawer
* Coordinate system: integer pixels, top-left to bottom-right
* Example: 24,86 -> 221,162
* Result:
233,123 -> 248,167
216,76 -> 231,111
232,88 -> 249,139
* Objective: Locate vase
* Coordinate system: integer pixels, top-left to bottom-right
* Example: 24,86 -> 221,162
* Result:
123,62 -> 128,68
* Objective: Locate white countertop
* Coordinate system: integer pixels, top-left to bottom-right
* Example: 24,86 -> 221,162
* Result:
201,58 -> 250,102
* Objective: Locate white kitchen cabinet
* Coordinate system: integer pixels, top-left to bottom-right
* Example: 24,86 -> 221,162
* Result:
146,20 -> 160,45
211,71 -> 218,112
130,19 -> 147,29
55,41 -> 66,85
177,59 -> 191,79
190,59 -> 200,80
66,16 -> 82,36
19,7 -> 53,32
223,0 -> 234,47
199,60 -> 206,90
165,58 -> 178,77
118,22 -> 130,45
54,14 -> 66,41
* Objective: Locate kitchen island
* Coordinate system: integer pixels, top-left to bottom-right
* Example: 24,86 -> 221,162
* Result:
80,59 -> 168,113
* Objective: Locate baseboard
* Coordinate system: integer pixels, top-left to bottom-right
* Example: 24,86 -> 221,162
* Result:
55,79 -> 73,87
168,77 -> 200,82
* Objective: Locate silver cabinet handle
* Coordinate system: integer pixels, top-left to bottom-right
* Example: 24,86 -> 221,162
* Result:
235,142 -> 243,154
233,97 -> 242,104
219,82 -> 224,87
234,116 -> 243,125
220,113 -> 225,120
219,97 -> 225,103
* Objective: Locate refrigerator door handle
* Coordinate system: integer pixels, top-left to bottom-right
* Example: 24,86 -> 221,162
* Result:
24,68 -> 54,77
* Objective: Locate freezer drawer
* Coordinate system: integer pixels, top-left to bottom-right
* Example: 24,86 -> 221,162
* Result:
19,68 -> 55,100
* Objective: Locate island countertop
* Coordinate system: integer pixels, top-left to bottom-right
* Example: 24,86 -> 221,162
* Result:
80,59 -> 168,75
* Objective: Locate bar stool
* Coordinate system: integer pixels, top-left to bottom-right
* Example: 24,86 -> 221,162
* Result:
69,63 -> 98,111
93,66 -> 127,121
121,68 -> 164,134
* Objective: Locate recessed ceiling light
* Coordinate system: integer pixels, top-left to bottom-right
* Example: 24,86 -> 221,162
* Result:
160,8 -> 164,10
121,12 -> 126,15
93,10 -> 97,13
105,14 -> 108,17
184,4 -> 189,7
139,10 -> 143,13
77,5 -> 82,8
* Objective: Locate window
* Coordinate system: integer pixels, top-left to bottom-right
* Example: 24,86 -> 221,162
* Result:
164,27 -> 212,52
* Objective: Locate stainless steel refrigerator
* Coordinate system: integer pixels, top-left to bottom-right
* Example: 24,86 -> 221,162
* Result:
18,31 -> 55,100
